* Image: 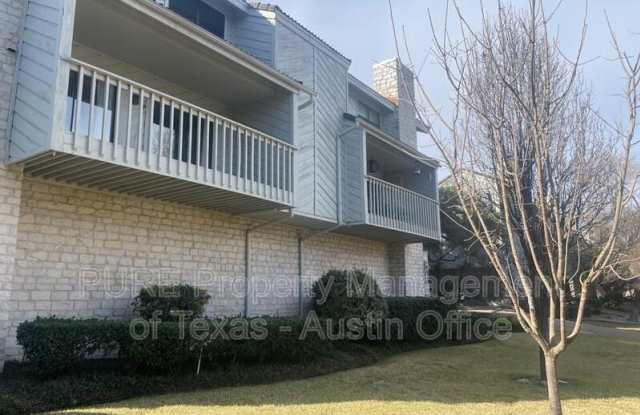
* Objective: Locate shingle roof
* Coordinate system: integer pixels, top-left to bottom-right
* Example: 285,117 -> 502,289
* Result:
247,1 -> 351,64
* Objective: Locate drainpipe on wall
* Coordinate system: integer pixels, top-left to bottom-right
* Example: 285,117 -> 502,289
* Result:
244,209 -> 293,317
295,121 -> 359,316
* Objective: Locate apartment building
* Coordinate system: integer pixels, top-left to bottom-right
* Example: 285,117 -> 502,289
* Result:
0,0 -> 440,365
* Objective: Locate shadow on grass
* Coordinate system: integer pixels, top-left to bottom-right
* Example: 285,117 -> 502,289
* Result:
35,333 -> 640,414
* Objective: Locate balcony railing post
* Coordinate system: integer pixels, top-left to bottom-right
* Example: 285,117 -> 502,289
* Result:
72,66 -> 84,151
243,129 -> 248,192
187,108 -> 194,178
250,132 -> 256,194
112,80 -> 121,162
136,89 -> 145,165
100,75 -> 110,157
195,110 -> 202,180
125,86 -> 133,163
168,101 -> 175,174
87,70 -> 97,154
212,118 -> 218,185
158,97 -> 165,172
204,114 -> 210,182
289,147 -> 294,204
221,122 -> 227,185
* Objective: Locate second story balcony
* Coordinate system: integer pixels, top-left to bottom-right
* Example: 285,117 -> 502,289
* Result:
340,116 -> 441,242
10,0 -> 307,213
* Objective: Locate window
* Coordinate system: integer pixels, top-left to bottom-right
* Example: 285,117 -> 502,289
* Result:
357,101 -> 381,127
169,0 -> 226,39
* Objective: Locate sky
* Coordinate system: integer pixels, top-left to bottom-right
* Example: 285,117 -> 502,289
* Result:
267,0 -> 640,172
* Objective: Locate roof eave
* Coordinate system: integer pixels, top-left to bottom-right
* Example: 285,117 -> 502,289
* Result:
127,0 -> 312,95
350,115 -> 440,168
348,74 -> 396,111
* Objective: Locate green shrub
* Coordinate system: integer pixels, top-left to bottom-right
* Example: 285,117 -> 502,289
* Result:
17,316 -> 326,377
122,317 -> 326,372
203,317 -> 325,366
16,317 -> 129,377
386,297 -> 454,341
312,269 -> 388,321
132,284 -> 211,321
121,321 -> 199,372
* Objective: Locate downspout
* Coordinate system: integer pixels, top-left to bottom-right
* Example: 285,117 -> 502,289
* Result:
244,209 -> 293,317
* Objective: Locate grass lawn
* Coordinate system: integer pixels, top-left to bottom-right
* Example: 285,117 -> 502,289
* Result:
53,326 -> 640,415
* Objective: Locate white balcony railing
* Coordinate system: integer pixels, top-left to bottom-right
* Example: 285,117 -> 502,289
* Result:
62,58 -> 295,205
366,175 -> 440,240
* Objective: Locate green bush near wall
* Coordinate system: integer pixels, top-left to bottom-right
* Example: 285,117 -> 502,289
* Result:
386,297 -> 455,341
132,284 -> 211,321
16,317 -> 130,377
16,316 -> 326,377
125,317 -> 326,372
311,269 -> 388,320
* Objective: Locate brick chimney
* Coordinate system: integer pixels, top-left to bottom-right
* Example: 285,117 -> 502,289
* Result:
372,58 -> 417,149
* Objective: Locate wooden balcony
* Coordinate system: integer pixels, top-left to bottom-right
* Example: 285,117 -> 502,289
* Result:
365,175 -> 440,241
21,59 -> 295,213
338,116 -> 441,242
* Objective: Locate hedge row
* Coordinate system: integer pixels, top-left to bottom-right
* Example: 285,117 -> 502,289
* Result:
17,296 -> 495,378
126,317 -> 326,372
16,318 -> 129,376
17,317 -> 325,377
386,297 -> 455,341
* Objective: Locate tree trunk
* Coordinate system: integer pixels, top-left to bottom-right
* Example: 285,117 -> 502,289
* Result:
544,354 -> 562,415
537,288 -> 550,381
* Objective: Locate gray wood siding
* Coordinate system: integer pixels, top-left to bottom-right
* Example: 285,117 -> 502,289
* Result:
230,9 -> 275,66
274,18 -> 349,221
314,50 -> 347,219
9,0 -> 64,162
233,89 -> 292,143
274,20 -> 315,215
340,125 -> 365,224
348,83 -> 398,140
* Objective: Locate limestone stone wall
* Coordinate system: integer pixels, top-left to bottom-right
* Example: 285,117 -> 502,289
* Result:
387,242 -> 428,296
2,178 -> 424,360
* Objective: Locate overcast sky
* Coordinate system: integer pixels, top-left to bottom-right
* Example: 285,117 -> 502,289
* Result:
268,0 -> 640,169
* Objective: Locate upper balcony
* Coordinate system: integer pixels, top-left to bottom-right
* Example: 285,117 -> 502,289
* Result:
10,0 -> 307,213
340,116 -> 441,243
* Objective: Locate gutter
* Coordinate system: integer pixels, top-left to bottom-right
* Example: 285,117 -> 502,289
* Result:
244,209 -> 294,317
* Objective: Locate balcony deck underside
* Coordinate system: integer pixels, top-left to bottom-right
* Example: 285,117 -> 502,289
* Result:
22,152 -> 290,214
336,224 -> 436,243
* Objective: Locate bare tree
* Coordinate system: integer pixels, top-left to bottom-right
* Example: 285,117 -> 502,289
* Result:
389,1 -> 639,414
